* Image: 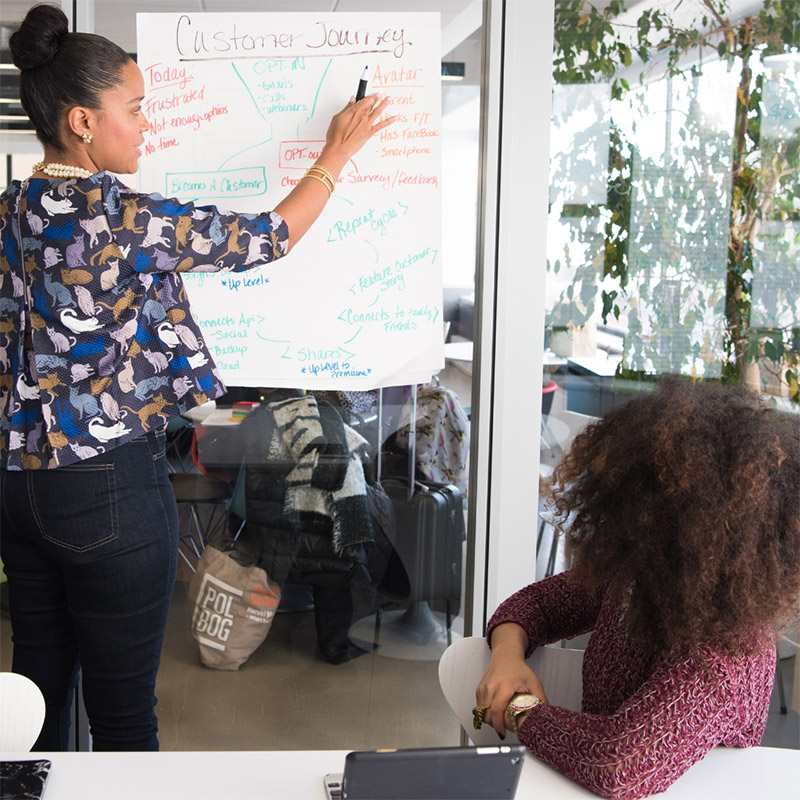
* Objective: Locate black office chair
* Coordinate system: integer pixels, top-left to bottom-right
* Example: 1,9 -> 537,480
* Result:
164,415 -> 194,473
169,472 -> 233,571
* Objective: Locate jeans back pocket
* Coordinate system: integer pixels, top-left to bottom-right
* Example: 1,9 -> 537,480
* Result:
32,463 -> 119,553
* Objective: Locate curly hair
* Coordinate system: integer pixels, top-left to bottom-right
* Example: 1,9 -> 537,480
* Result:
549,376 -> 800,656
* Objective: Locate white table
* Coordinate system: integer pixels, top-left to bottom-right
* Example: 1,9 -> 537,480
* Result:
443,340 -> 473,365
567,353 -> 622,377
192,406 -> 244,427
544,349 -> 570,368
1,745 -> 797,799
442,342 -> 569,369
180,401 -> 217,424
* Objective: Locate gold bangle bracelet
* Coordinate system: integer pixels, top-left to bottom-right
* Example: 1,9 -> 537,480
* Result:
306,164 -> 336,188
304,167 -> 334,193
311,170 -> 335,193
308,163 -> 335,181
305,171 -> 335,192
304,171 -> 333,196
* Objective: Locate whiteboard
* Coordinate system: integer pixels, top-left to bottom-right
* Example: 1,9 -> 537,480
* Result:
136,12 -> 443,390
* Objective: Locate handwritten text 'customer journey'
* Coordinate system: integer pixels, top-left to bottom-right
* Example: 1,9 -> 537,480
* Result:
136,12 -> 443,389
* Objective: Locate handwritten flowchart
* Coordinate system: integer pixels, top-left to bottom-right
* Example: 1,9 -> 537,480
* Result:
136,12 -> 443,389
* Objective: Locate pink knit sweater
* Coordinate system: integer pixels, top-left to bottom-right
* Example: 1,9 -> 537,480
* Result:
486,571 -> 775,799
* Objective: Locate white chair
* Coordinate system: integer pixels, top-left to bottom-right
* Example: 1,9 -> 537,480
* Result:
438,636 -> 583,745
538,410 -> 598,577
0,671 -> 46,751
545,409 -> 598,454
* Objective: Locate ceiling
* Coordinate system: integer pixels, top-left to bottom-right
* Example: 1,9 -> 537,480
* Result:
0,1 -> 779,57
1,1 -> 479,55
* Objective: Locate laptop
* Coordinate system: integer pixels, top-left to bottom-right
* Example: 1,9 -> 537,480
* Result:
323,745 -> 527,800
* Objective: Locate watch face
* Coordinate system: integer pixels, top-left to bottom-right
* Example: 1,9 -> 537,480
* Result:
510,693 -> 538,711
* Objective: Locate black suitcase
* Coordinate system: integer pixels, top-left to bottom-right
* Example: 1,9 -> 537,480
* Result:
376,383 -> 464,613
380,477 -> 464,606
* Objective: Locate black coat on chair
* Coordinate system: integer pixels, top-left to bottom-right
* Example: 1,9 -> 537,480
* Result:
237,399 -> 396,664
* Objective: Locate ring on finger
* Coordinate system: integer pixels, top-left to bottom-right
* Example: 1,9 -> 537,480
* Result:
472,705 -> 489,730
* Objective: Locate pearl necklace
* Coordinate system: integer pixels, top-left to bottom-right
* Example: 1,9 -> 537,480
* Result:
32,161 -> 93,179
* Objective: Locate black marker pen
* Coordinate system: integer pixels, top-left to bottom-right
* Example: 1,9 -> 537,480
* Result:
356,65 -> 369,101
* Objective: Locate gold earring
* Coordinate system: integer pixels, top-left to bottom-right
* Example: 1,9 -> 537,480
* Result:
82,132 -> 94,144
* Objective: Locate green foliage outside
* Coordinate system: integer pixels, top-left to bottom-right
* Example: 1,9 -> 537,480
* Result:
549,0 -> 800,403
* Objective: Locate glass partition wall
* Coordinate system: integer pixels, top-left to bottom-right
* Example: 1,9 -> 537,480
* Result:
7,0 -> 790,760
0,0 -> 483,751
540,0 -> 799,747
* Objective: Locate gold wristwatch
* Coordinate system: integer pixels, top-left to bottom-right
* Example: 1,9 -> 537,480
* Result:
504,693 -> 544,732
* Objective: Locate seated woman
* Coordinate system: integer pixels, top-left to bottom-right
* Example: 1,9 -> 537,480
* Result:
475,377 -> 800,800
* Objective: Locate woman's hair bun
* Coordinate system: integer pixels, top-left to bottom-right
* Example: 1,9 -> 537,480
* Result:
9,4 -> 70,72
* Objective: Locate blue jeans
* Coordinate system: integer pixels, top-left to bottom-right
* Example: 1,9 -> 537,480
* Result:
0,430 -> 178,751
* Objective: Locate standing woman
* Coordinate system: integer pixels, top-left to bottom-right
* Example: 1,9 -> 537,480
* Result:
0,3 -> 393,751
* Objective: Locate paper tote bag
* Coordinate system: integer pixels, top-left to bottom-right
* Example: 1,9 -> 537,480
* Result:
188,545 -> 281,670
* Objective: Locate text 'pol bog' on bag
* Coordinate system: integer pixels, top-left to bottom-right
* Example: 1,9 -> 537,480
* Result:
189,545 -> 281,670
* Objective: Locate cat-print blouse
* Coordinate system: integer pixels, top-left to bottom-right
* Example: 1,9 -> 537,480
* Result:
0,172 -> 288,470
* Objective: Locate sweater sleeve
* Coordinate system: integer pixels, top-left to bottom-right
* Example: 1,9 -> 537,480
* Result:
515,643 -> 773,800
105,177 -> 289,274
486,571 -> 602,657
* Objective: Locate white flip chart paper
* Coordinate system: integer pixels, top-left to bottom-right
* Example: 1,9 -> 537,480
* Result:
136,12 -> 443,389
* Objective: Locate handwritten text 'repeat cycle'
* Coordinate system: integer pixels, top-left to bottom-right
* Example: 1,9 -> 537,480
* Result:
174,15 -> 411,59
